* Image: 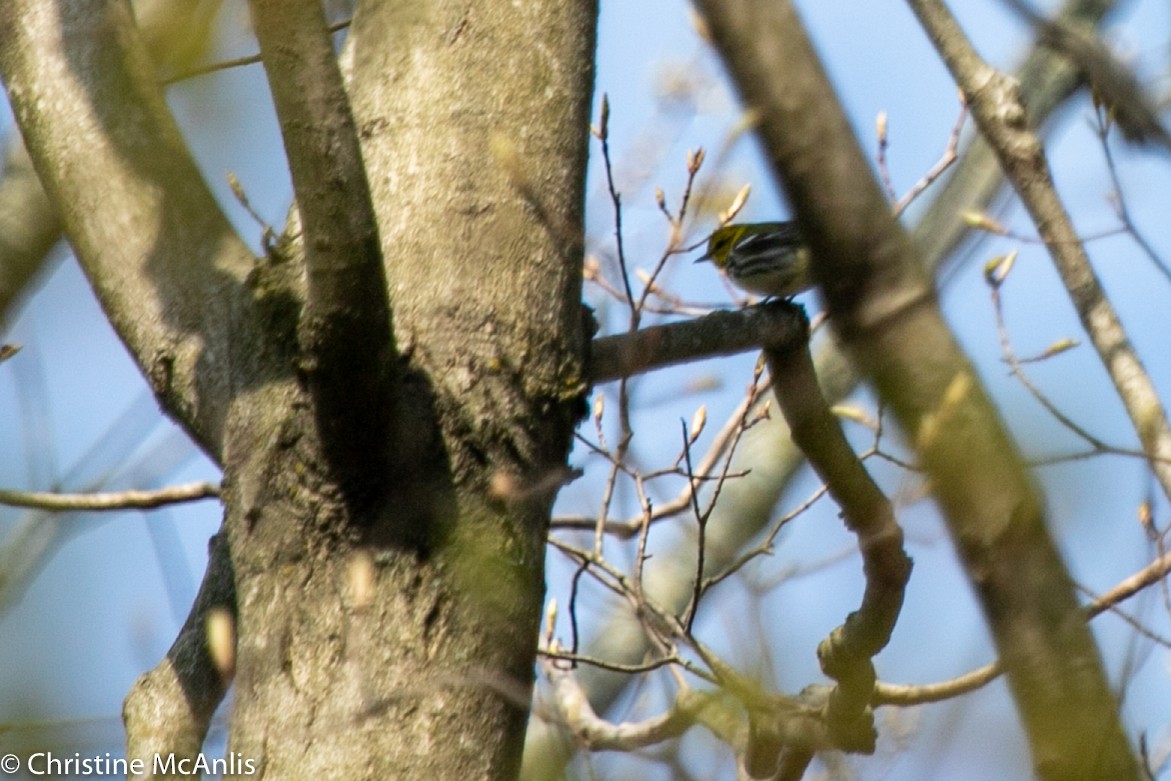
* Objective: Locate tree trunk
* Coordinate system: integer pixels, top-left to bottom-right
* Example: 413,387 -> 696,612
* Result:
215,2 -> 598,778
0,0 -> 596,778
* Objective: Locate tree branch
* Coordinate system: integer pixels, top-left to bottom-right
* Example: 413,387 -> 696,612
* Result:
248,0 -> 394,497
124,532 -> 235,780
1004,0 -> 1171,149
911,0 -> 1124,268
0,0 -> 269,462
694,0 -> 1140,778
0,134 -> 61,315
908,0 -> 1171,510
763,322 -> 911,763
0,481 -> 219,512
874,545 -> 1171,706
0,0 -> 251,326
539,661 -> 729,751
588,301 -> 807,382
522,2 -> 1127,776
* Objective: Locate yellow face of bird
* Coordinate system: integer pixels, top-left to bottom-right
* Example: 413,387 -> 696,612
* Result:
703,225 -> 748,268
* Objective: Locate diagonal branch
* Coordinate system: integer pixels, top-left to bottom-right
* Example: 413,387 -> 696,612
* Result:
248,0 -> 394,496
1003,0 -> 1171,150
124,532 -> 236,778
694,0 -> 1141,778
0,134 -> 62,315
908,0 -> 1171,510
0,1 -> 240,326
0,0 -> 268,463
910,0 -> 1126,272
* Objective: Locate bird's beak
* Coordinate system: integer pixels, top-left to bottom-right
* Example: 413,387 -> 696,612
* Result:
694,253 -> 712,265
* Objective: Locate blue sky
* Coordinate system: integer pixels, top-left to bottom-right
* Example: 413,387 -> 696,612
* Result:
1,1 -> 1169,779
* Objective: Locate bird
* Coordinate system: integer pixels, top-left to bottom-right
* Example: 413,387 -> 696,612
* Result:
695,221 -> 813,298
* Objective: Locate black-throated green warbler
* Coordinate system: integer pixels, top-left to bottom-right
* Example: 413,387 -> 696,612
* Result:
696,221 -> 813,298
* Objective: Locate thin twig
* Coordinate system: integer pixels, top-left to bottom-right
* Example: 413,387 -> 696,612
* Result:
989,271 -> 1114,450
1092,107 -> 1171,284
704,483 -> 830,590
682,421 -> 706,633
892,99 -> 967,217
160,18 -> 352,86
875,111 -> 898,204
633,152 -> 706,316
0,481 -> 220,511
556,386 -> 763,538
633,475 -> 654,600
595,96 -> 637,326
539,649 -> 686,676
875,547 -> 1171,706
909,0 -> 1171,507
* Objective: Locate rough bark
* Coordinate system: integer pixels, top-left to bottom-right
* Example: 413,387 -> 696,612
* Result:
224,0 -> 598,776
1,1 -> 596,779
223,1 -> 596,778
